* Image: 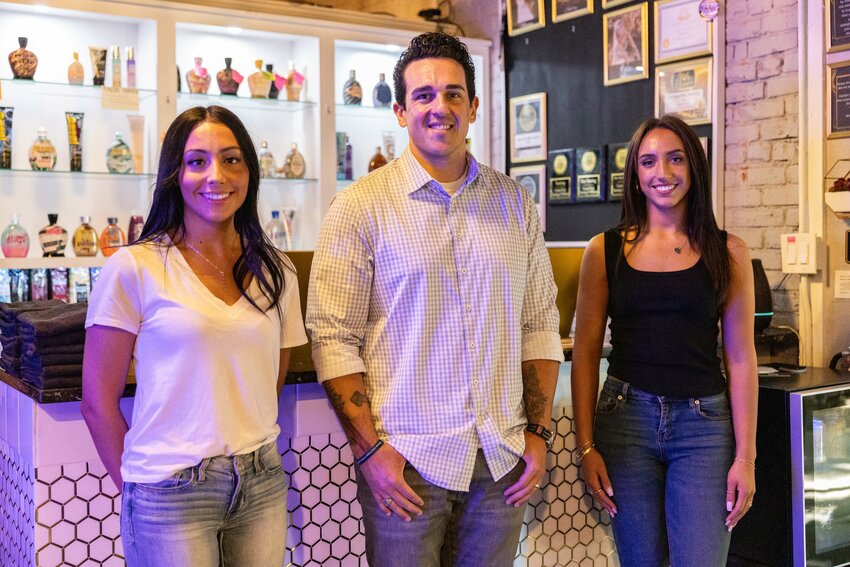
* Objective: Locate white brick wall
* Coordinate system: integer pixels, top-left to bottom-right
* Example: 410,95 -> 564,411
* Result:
725,0 -> 800,326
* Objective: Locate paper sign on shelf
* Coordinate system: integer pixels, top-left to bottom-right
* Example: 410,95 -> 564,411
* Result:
836,271 -> 850,299
101,87 -> 139,111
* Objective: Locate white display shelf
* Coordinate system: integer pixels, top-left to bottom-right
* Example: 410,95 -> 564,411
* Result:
260,177 -> 318,188
0,256 -> 105,269
0,169 -> 155,181
335,104 -> 396,116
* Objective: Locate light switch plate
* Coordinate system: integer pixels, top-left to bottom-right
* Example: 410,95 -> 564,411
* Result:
781,233 -> 818,274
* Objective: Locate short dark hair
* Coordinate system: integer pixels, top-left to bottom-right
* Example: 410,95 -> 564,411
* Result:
619,114 -> 730,302
138,105 -> 287,313
393,32 -> 476,108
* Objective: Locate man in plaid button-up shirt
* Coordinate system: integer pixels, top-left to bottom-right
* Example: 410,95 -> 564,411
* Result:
306,32 -> 563,566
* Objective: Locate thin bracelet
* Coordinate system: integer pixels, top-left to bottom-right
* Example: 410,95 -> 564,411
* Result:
734,457 -> 756,469
356,439 -> 384,466
576,443 -> 596,465
576,440 -> 594,454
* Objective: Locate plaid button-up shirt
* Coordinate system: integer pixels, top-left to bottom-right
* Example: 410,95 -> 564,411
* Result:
306,147 -> 562,491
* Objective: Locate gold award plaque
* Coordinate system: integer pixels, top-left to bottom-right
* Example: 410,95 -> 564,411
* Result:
518,103 -> 538,132
553,154 -> 568,175
580,150 -> 597,173
614,147 -> 628,170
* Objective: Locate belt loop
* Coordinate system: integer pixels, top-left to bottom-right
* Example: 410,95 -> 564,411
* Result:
253,446 -> 262,473
620,380 -> 629,399
198,457 -> 211,482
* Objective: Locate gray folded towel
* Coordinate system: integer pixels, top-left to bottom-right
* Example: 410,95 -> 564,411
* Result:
17,303 -> 88,337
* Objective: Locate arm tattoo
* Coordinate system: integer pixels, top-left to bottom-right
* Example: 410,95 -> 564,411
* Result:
323,383 -> 359,447
350,390 -> 369,407
523,364 -> 548,424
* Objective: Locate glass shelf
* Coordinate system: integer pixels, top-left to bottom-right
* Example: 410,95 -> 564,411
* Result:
0,78 -> 156,101
177,92 -> 316,112
260,177 -> 318,188
0,257 -> 105,269
0,168 -> 155,180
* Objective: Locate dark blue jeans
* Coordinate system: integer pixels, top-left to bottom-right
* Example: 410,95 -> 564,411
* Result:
595,376 -> 734,567
356,450 -> 526,567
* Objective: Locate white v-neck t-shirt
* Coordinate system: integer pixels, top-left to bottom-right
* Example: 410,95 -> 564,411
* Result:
86,239 -> 307,483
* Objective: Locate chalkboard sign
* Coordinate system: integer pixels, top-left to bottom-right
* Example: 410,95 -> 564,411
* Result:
828,0 -> 850,52
829,61 -> 850,138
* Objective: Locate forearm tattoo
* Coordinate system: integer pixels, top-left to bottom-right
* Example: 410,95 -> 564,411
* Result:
323,382 -> 360,447
523,365 -> 548,424
350,390 -> 368,407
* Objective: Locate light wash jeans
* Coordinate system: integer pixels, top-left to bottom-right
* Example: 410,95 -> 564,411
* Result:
120,441 -> 287,567
595,376 -> 734,567
356,450 -> 526,567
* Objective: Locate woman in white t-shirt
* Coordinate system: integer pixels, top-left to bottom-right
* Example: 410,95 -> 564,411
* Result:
81,105 -> 307,567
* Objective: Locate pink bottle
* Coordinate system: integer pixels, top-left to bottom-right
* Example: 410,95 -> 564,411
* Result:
1,214 -> 30,257
128,211 -> 144,244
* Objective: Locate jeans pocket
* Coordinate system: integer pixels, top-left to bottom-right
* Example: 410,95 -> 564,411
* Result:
596,389 -> 623,415
692,394 -> 731,421
260,443 -> 283,474
134,467 -> 196,493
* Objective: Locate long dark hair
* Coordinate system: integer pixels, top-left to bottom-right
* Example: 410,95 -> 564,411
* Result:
619,114 -> 730,303
137,105 -> 286,313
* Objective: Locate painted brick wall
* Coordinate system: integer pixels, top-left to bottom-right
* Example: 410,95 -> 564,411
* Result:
724,0 -> 800,326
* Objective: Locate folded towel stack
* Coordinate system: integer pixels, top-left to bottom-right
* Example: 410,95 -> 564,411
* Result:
0,300 -> 67,374
0,301 -> 88,389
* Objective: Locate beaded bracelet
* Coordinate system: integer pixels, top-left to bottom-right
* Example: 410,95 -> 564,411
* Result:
734,457 -> 756,469
356,439 -> 384,466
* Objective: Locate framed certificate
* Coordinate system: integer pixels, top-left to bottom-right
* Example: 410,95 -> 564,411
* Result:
828,0 -> 850,53
603,3 -> 649,86
548,148 -> 576,205
511,164 -> 547,230
654,0 -> 713,64
509,92 -> 548,163
553,0 -> 593,23
829,61 -> 850,139
606,142 -> 629,201
575,147 -> 603,202
655,57 -> 713,125
507,0 -> 545,37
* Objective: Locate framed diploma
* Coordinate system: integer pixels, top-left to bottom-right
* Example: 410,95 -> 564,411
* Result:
829,62 -> 850,139
548,148 -> 576,205
511,164 -> 547,230
575,147 -> 603,202
655,57 -> 712,125
509,92 -> 548,163
654,0 -> 713,64
606,142 -> 629,201
507,0 -> 545,37
553,0 -> 593,23
603,3 -> 649,86
828,0 -> 850,53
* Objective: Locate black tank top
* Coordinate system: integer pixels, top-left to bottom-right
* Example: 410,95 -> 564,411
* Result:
604,229 -> 726,398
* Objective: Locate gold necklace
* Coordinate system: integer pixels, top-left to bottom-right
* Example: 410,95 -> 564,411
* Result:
183,238 -> 228,282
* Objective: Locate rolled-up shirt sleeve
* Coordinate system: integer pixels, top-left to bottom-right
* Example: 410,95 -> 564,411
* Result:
520,189 -> 564,363
306,191 -> 373,382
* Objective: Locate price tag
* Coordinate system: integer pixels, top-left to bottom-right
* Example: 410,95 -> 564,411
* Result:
101,87 -> 139,111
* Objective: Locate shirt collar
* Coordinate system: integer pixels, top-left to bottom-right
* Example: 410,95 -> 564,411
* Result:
400,145 -> 480,196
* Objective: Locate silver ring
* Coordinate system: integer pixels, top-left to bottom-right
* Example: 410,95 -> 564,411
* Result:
383,497 -> 393,507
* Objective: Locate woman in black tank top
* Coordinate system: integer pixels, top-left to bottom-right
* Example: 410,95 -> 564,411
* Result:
570,115 -> 758,566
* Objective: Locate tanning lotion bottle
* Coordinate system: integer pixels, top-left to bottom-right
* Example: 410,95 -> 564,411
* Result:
68,52 -> 84,85
368,146 -> 387,172
73,216 -> 98,257
259,141 -> 276,178
372,73 -> 392,107
111,46 -> 121,88
29,127 -> 57,171
127,211 -> 144,244
280,143 -> 306,179
99,217 -> 126,256
39,214 -> 68,257
126,47 -> 136,89
342,70 -> 362,105
1,214 -> 30,258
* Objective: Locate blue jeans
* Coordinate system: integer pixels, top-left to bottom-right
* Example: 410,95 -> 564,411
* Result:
121,441 -> 287,567
595,376 -> 734,567
356,450 -> 526,567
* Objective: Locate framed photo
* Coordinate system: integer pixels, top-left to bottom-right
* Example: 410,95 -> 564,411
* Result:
602,0 -> 631,8
509,92 -> 548,163
507,0 -> 545,36
553,0 -> 593,23
654,0 -> 713,64
603,3 -> 649,86
827,0 -> 850,53
828,61 -> 850,139
655,56 -> 713,125
511,164 -> 547,230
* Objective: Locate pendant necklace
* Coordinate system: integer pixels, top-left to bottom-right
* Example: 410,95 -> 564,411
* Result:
673,237 -> 688,255
184,238 -> 228,283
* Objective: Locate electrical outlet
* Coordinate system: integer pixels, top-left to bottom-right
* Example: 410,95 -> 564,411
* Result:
781,233 -> 818,274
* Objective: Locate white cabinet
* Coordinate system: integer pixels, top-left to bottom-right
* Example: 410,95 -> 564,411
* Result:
0,0 -> 491,263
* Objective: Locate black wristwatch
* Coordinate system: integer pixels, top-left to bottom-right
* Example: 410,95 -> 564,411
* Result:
526,423 -> 554,449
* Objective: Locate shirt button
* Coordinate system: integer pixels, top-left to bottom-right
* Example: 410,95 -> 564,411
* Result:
461,268 -> 467,274
469,342 -> 475,349
695,400 -> 700,405
473,379 -> 479,386
465,305 -> 471,311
